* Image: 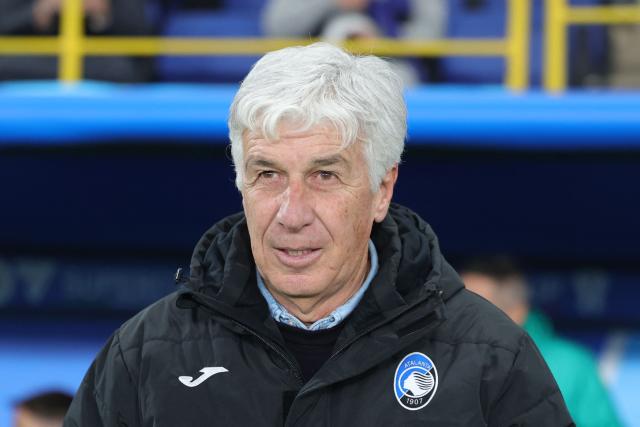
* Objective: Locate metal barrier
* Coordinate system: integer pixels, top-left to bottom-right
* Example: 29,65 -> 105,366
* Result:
4,0 -> 640,92
0,0 -> 530,90
545,0 -> 640,92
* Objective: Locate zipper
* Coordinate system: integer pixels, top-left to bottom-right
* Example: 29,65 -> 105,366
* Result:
183,291 -> 306,387
187,285 -> 442,394
230,319 -> 305,387
290,286 -> 443,400
329,286 -> 442,362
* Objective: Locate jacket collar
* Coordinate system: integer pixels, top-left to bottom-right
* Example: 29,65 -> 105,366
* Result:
178,203 -> 464,338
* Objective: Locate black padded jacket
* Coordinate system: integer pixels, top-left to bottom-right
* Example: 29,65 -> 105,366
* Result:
64,204 -> 574,426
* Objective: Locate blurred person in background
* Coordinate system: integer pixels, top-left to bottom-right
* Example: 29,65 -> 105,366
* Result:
0,0 -> 152,82
460,256 -> 622,427
262,0 -> 447,85
608,0 -> 640,87
13,391 -> 72,427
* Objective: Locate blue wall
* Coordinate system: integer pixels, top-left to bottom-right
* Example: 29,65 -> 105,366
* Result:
1,83 -> 639,426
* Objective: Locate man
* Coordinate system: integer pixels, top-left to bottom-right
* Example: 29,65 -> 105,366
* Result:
64,43 -> 573,426
14,391 -> 72,427
262,0 -> 447,84
461,256 -> 622,427
0,0 -> 151,82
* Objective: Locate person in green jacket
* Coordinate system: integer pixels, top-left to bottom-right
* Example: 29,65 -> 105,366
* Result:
461,256 -> 622,427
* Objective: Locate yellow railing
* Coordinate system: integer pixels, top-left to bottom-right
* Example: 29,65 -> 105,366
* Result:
545,0 -> 640,92
2,1 -> 640,92
0,0 -> 530,90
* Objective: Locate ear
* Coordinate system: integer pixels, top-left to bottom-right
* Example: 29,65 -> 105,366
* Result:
373,164 -> 398,223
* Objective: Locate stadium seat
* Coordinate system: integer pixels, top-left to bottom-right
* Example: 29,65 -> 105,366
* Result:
441,0 -> 609,86
156,0 -> 266,82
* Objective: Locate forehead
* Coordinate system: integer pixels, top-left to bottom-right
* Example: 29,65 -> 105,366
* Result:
242,124 -> 361,165
245,121 -> 339,144
462,273 -> 501,289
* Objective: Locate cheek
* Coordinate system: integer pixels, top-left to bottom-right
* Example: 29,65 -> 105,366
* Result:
243,194 -> 280,241
330,193 -> 376,238
242,196 -> 264,241
243,189 -> 266,220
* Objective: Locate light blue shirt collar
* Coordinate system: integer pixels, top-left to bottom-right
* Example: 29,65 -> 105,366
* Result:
256,240 -> 378,331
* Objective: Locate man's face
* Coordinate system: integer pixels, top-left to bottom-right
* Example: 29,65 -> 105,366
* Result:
461,273 -> 500,306
461,273 -> 528,325
14,407 -> 63,427
241,123 -> 396,318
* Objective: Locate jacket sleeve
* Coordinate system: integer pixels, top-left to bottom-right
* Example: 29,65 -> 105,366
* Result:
64,330 -> 140,427
400,0 -> 447,40
488,332 -> 575,427
261,0 -> 335,37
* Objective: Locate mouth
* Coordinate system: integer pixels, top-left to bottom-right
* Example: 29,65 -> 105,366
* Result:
274,247 -> 322,268
281,248 -> 315,256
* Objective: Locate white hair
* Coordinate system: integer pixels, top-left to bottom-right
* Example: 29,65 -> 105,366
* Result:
228,42 -> 406,192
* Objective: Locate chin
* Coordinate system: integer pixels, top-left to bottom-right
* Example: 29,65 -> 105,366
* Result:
273,275 -> 323,299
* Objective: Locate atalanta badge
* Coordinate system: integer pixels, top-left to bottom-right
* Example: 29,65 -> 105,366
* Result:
393,352 -> 438,411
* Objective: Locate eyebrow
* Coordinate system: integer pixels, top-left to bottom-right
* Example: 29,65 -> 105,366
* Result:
310,154 -> 348,168
244,153 -> 348,171
244,157 -> 280,171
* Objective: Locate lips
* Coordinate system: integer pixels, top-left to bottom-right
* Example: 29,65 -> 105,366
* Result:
283,249 -> 313,256
274,247 -> 322,268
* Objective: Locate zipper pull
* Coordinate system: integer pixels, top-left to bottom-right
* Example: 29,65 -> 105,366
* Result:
174,267 -> 189,285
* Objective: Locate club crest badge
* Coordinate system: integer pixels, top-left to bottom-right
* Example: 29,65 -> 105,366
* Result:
393,352 -> 438,411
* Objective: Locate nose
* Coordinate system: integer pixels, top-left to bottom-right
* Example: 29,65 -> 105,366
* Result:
276,179 -> 314,232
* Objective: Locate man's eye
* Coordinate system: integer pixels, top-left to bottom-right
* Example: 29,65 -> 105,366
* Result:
258,171 -> 278,180
316,171 -> 338,182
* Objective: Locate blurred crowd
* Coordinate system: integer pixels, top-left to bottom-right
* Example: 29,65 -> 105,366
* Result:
0,0 -> 152,81
1,0 -> 638,87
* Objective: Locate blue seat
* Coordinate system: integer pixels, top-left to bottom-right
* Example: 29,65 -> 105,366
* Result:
156,0 -> 265,83
441,0 -> 608,86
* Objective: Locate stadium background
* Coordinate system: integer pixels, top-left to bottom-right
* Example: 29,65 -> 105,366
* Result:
1,0 -> 640,425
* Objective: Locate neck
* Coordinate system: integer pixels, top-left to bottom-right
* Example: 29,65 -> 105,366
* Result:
507,304 -> 529,326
